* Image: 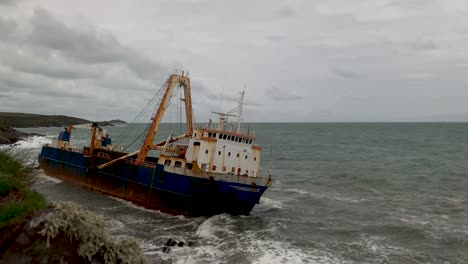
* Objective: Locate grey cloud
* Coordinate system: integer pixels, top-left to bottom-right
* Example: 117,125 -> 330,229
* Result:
28,8 -> 167,81
265,35 -> 285,42
1,0 -> 468,122
410,39 -> 439,51
0,69 -> 89,99
266,86 -> 302,101
331,67 -> 362,79
191,81 -> 218,101
276,7 -> 294,19
0,8 -> 176,121
0,17 -> 19,41
0,48 -> 100,80
0,0 -> 17,5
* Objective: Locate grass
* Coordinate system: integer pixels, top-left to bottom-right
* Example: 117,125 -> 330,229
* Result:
0,150 -> 47,227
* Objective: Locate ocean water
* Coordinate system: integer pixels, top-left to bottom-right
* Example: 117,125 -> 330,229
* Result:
12,123 -> 468,263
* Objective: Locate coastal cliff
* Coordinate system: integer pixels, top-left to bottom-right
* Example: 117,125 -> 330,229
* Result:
0,113 -> 126,145
0,151 -> 145,264
0,125 -> 30,145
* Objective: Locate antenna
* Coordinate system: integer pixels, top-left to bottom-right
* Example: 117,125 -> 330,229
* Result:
236,88 -> 245,133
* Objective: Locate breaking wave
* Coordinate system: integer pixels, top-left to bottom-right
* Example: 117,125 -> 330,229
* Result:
11,135 -> 52,149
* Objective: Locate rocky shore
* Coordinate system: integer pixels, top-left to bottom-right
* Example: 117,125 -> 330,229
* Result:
0,151 -> 146,264
0,126 -> 30,145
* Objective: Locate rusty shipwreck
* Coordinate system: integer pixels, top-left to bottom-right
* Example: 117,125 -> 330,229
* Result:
38,72 -> 273,216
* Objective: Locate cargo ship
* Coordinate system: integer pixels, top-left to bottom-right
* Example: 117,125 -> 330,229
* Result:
38,72 -> 273,216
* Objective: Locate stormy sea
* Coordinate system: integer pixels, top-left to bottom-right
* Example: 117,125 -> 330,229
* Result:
11,123 -> 468,263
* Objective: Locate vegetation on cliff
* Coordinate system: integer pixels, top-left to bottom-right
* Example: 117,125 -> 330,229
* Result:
0,151 -> 146,263
0,112 -> 126,129
0,112 -> 91,128
0,150 -> 46,227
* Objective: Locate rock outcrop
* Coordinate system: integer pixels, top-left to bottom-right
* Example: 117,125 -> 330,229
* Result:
0,202 -> 146,264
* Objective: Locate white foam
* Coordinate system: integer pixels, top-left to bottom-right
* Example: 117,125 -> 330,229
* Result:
106,218 -> 126,232
196,214 -> 235,239
360,234 -> 416,261
329,196 -> 368,203
10,135 -> 51,149
246,230 -> 343,264
259,196 -> 285,209
108,196 -> 168,216
35,171 -> 63,184
288,188 -> 309,195
307,191 -> 372,204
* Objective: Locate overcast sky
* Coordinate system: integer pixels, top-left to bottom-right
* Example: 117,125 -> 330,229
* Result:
0,0 -> 467,122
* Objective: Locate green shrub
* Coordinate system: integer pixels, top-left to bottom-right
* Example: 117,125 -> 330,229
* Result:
0,175 -> 15,197
0,151 -> 47,227
34,202 -> 146,264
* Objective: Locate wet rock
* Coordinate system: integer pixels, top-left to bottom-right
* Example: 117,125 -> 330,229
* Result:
162,247 -> 171,253
165,238 -> 173,247
177,241 -> 185,247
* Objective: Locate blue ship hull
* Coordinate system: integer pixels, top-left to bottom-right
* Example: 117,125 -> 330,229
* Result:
38,146 -> 271,216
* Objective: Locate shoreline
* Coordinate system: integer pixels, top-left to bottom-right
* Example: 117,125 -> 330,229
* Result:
0,126 -> 31,145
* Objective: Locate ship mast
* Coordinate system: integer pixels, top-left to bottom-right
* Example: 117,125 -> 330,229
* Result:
235,90 -> 245,133
136,72 -> 193,163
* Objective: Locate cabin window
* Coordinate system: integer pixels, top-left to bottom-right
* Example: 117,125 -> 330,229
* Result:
231,136 -> 235,141
174,161 -> 182,168
186,163 -> 193,170
245,155 -> 248,159
213,133 -> 216,138
249,140 -> 252,144
227,135 -> 231,140
205,150 -> 208,154
218,134 -> 222,139
231,167 -> 235,173
237,168 -> 241,174
223,134 -> 227,140
222,166 -> 226,171
235,137 -> 238,142
164,160 -> 171,166
194,142 -> 200,146
242,138 -> 246,143
246,170 -> 249,174
237,153 -> 240,157
208,132 -> 212,138
254,157 -> 257,161
212,165 -> 217,170
228,152 -> 231,156
218,151 -> 221,155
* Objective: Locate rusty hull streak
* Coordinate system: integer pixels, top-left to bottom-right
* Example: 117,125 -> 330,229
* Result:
41,165 -> 185,215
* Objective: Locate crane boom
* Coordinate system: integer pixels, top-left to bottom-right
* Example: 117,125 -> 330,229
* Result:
136,73 -> 193,163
